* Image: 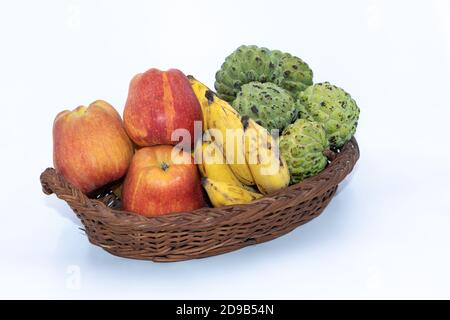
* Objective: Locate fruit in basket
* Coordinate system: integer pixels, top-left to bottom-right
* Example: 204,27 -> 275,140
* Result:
232,81 -> 297,132
297,82 -> 359,148
201,178 -> 263,208
122,145 -> 204,216
53,100 -> 134,193
214,45 -> 313,102
204,88 -> 255,186
187,76 -> 256,185
279,119 -> 330,184
214,45 -> 273,102
123,68 -> 202,147
242,116 -> 290,194
198,141 -> 251,189
187,75 -> 211,132
271,50 -> 313,95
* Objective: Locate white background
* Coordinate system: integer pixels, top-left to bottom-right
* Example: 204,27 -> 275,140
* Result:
1,0 -> 449,299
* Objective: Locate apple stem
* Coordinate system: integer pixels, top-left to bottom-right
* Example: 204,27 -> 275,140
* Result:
160,161 -> 169,171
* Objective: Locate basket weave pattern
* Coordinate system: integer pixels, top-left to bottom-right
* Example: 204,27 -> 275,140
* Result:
40,138 -> 359,262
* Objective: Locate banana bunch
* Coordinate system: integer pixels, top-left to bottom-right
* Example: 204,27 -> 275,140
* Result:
198,141 -> 247,189
241,116 -> 290,194
196,133 -> 263,209
197,140 -> 262,206
189,76 -> 254,186
189,76 -> 291,207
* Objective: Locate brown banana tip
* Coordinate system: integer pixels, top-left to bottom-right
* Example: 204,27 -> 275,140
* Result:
241,115 -> 250,130
205,89 -> 216,105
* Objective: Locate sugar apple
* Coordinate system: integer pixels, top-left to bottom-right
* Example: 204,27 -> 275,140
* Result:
215,45 -> 313,103
232,81 -> 297,133
271,50 -> 313,95
215,45 -> 273,103
297,82 -> 359,149
279,119 -> 329,184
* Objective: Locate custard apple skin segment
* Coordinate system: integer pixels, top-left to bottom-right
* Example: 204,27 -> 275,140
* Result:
297,82 -> 359,148
279,119 -> 329,184
215,45 -> 313,103
232,82 -> 297,133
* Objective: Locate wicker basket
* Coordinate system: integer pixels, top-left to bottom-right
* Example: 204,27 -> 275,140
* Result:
40,138 -> 359,262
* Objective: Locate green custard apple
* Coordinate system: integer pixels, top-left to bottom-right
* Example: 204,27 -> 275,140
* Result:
215,45 -> 313,103
279,119 -> 329,184
297,82 -> 360,148
232,82 -> 297,133
215,45 -> 274,103
271,50 -> 313,95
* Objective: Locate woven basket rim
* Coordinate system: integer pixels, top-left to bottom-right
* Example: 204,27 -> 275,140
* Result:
40,138 -> 359,232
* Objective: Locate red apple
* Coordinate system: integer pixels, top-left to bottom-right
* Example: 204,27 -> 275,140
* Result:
122,145 -> 204,216
53,100 -> 134,193
123,68 -> 202,147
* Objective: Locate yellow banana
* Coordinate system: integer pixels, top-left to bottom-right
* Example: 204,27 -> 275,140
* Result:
196,153 -> 207,177
199,141 -> 257,191
241,116 -> 290,194
188,75 -> 211,132
189,75 -> 240,116
205,96 -> 255,186
201,178 -> 263,208
188,76 -> 254,185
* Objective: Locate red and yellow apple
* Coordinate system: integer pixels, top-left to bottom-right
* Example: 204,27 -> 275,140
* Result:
53,100 -> 134,193
123,68 -> 202,147
122,145 -> 204,216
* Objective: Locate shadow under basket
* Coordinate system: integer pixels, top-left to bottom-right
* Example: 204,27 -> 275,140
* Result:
40,138 -> 359,262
